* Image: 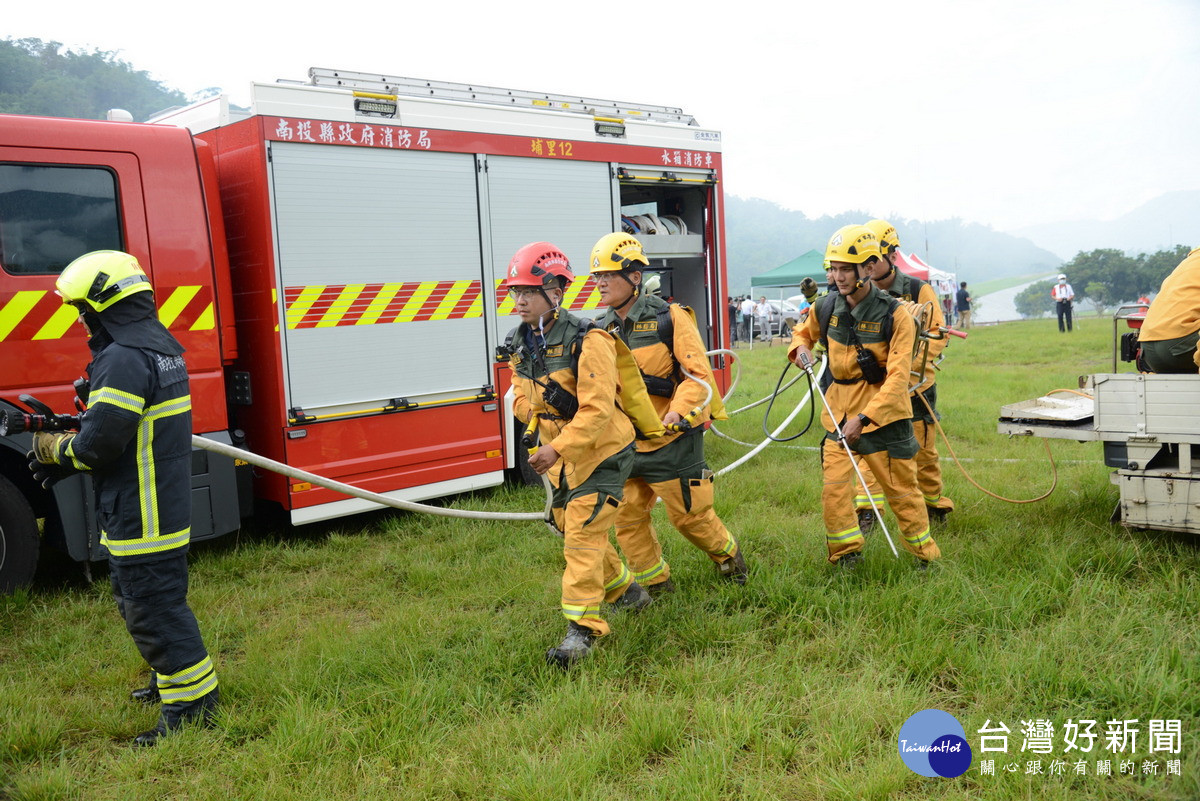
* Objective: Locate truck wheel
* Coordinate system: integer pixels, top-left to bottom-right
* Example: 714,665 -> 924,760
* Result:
0,474 -> 39,593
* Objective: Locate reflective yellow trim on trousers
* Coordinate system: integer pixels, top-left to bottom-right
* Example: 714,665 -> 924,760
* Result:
855,492 -> 884,510
713,534 -> 739,558
89,386 -> 146,415
633,560 -> 666,584
603,563 -> 631,593
157,655 -> 218,704
561,603 -> 603,622
905,527 -> 932,546
827,526 -> 864,543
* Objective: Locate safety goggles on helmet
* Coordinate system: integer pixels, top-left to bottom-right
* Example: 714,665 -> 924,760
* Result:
865,219 -> 899,255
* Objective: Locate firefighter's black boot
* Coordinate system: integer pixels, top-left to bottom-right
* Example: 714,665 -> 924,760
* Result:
857,508 -> 877,534
612,581 -> 653,612
545,622 -> 598,670
130,672 -> 159,705
716,548 -> 749,585
645,578 -> 676,598
132,689 -> 219,747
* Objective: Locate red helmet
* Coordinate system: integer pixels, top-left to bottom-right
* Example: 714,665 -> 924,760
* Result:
501,242 -> 574,291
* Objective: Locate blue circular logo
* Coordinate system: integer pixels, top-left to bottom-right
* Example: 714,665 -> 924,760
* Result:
898,709 -> 972,778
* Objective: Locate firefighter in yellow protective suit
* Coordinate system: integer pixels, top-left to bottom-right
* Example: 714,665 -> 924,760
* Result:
789,225 -> 941,569
590,233 -> 747,594
853,219 -> 955,530
1138,247 -> 1200,373
503,242 -> 653,669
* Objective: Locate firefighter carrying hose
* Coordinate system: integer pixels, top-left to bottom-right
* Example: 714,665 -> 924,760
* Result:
503,242 -> 652,669
28,250 -> 219,745
855,218 -> 955,527
788,226 -> 941,570
590,233 -> 748,593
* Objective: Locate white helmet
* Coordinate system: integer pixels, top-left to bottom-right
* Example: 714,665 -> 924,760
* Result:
1057,273 -> 1067,281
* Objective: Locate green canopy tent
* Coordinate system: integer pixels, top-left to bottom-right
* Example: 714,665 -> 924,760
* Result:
743,249 -> 827,343
750,249 -> 827,289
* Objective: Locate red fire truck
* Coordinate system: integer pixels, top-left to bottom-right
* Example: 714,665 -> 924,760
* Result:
0,67 -> 731,590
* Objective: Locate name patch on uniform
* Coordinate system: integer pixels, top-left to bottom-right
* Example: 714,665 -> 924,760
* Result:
154,354 -> 188,387
857,321 -> 881,334
544,345 -> 564,358
633,321 -> 658,333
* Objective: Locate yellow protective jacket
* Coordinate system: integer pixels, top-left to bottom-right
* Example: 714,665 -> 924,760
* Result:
1140,248 -> 1200,343
600,293 -> 715,453
883,272 -> 947,391
510,310 -> 635,489
788,284 -> 917,434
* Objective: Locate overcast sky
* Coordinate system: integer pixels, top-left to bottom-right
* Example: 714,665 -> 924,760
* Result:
8,0 -> 1199,232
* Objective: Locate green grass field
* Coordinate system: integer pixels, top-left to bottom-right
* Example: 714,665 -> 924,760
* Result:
2,316 -> 1197,800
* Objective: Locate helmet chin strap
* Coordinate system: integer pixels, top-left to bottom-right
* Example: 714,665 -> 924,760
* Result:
610,271 -> 640,312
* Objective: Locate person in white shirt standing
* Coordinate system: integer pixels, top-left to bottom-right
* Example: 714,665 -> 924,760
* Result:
1051,273 -> 1075,332
755,296 -> 772,341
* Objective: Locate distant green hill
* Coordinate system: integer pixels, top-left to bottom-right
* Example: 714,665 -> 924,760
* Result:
0,37 -> 189,121
724,196 -> 1063,293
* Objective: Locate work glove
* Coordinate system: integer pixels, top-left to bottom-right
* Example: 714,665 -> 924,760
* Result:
31,431 -> 74,465
27,451 -> 77,489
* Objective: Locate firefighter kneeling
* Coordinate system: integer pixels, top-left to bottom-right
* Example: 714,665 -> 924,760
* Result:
788,226 -> 941,570
504,242 -> 653,669
29,250 -> 219,745
590,233 -> 748,593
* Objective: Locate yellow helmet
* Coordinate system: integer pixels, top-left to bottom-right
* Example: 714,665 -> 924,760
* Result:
590,232 -> 651,274
825,225 -> 881,265
865,219 -> 899,256
56,250 -> 153,312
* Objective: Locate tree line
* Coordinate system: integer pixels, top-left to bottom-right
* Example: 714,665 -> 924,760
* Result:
0,37 -> 192,121
1014,245 -> 1192,318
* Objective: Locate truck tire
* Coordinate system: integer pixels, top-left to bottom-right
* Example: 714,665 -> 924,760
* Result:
0,473 -> 39,593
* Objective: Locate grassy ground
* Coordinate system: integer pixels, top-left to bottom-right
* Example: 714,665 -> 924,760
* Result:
2,316 -> 1197,800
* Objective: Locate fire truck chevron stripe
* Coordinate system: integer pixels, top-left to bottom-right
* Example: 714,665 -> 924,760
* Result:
277,277 -> 602,329
0,287 -> 212,341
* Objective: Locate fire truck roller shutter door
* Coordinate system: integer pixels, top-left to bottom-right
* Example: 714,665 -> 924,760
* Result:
269,143 -> 489,412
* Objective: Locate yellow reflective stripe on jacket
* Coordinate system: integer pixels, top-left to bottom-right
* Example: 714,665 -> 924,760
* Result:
136,396 -> 191,540
88,386 -> 146,415
63,437 -> 89,471
101,527 -> 191,557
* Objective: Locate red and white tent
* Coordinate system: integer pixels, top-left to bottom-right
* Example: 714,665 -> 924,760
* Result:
895,250 -> 956,298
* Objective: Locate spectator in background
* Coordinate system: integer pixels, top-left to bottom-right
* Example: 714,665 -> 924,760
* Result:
727,296 -> 739,344
955,282 -> 972,329
1051,273 -> 1075,332
740,295 -> 756,343
755,296 -> 772,341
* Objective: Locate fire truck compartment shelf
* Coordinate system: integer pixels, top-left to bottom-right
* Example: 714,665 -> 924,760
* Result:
640,234 -> 703,259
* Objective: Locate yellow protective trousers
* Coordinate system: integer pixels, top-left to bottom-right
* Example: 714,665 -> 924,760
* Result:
614,433 -> 739,588
821,438 -> 940,564
552,447 -> 636,637
913,418 -> 954,511
858,392 -> 954,513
